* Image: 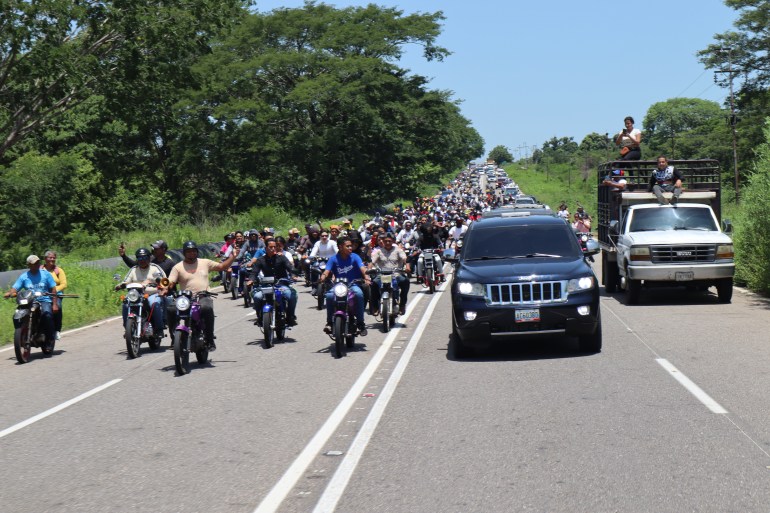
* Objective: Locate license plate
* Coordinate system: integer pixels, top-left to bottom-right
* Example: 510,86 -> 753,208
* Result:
675,271 -> 694,281
18,299 -> 28,305
515,309 -> 540,323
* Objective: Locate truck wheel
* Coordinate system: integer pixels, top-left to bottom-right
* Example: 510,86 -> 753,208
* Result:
716,278 -> 733,304
625,278 -> 641,305
603,253 -> 618,293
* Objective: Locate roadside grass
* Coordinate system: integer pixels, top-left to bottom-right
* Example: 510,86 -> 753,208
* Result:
503,162 -> 597,215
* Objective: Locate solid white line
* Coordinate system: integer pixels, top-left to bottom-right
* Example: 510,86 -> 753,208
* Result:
252,283 -> 430,513
312,280 -> 448,513
0,379 -> 122,439
656,358 -> 727,414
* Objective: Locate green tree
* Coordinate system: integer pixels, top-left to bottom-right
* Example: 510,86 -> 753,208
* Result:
642,98 -> 724,158
488,145 -> 513,165
0,0 -> 248,160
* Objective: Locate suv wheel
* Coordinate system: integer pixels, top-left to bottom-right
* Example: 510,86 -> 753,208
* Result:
451,314 -> 473,359
578,313 -> 602,353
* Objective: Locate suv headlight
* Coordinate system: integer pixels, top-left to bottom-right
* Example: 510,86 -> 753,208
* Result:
176,296 -> 191,312
457,282 -> 485,296
630,246 -> 651,262
567,276 -> 594,293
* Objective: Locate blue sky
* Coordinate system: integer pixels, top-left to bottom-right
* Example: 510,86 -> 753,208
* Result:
253,0 -> 738,158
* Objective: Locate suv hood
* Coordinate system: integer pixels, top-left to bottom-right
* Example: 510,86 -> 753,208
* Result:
457,257 -> 591,283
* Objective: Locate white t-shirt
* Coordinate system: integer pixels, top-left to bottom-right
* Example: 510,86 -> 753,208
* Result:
310,240 -> 338,258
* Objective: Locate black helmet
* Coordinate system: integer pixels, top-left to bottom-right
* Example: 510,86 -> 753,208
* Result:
135,248 -> 151,259
182,240 -> 198,252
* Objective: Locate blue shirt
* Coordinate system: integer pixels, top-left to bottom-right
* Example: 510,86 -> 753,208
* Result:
12,269 -> 56,303
325,253 -> 364,282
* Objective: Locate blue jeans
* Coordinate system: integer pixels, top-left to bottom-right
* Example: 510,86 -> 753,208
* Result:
326,284 -> 365,326
122,294 -> 164,333
253,284 -> 297,319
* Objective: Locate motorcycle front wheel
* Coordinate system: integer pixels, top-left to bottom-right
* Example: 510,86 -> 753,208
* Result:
195,334 -> 209,365
231,276 -> 238,300
13,321 -> 31,364
173,331 -> 190,375
125,317 -> 141,359
381,294 -> 391,333
333,316 -> 346,358
427,270 -> 436,294
346,316 -> 356,349
316,283 -> 325,310
276,311 -> 286,341
263,310 -> 274,348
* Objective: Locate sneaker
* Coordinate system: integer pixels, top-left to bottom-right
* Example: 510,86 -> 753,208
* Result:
399,306 -> 406,316
288,316 -> 298,327
439,274 -> 446,283
323,323 -> 332,334
207,339 -> 217,352
55,331 -> 61,340
670,194 -> 678,205
357,323 -> 368,337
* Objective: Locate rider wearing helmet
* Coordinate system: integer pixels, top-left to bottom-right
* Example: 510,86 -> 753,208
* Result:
115,248 -> 166,336
163,241 -> 239,351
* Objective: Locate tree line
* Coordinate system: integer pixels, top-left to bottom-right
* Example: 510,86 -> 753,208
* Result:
0,1 -> 483,270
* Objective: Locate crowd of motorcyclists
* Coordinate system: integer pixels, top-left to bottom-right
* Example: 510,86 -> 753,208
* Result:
5,161 -> 595,363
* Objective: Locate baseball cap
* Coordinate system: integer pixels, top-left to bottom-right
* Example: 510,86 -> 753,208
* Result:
612,169 -> 624,176
26,254 -> 41,265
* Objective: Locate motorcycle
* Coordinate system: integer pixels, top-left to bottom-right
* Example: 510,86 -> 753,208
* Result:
9,290 -> 64,364
367,267 -> 404,333
229,261 -> 241,300
172,290 -> 217,375
325,277 -> 364,358
310,256 -> 329,310
253,276 -> 291,348
421,248 -> 443,294
576,231 -> 595,262
241,265 -> 253,308
118,280 -> 165,359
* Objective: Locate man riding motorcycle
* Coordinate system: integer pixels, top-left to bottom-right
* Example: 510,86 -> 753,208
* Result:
369,233 -> 410,316
4,255 -> 59,347
320,236 -> 372,337
115,248 -> 166,336
162,241 -> 239,351
415,216 -> 445,283
247,239 -> 298,327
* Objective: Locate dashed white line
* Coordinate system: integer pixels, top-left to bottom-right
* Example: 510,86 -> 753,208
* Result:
0,379 -> 123,439
656,358 -> 728,414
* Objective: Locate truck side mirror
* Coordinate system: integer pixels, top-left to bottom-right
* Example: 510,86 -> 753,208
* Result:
609,220 -> 619,235
722,218 -> 733,233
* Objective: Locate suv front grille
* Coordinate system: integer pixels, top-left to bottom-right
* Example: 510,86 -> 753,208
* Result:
486,281 -> 566,305
651,245 -> 715,263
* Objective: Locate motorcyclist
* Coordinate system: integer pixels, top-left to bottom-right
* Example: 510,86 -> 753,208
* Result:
310,230 -> 338,258
4,255 -> 59,348
415,216 -> 445,283
369,233 -> 410,316
247,238 -> 298,327
320,236 -> 372,337
115,248 -> 166,337
162,241 -> 239,351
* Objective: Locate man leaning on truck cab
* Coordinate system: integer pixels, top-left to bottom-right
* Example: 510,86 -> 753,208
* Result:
649,156 -> 683,205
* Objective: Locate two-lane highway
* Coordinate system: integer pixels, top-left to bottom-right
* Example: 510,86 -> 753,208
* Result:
3,263 -> 770,512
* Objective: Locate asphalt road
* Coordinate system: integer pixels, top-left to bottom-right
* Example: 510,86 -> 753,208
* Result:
2,261 -> 770,513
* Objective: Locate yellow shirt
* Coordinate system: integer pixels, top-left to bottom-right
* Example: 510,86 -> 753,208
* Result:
169,259 -> 219,294
48,266 -> 67,293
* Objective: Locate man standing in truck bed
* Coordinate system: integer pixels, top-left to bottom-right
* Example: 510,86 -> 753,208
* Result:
648,156 -> 683,205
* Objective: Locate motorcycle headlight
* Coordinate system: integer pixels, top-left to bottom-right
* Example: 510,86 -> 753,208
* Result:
176,296 -> 191,312
567,276 -> 595,293
126,289 -> 141,303
333,283 -> 348,298
457,282 -> 485,296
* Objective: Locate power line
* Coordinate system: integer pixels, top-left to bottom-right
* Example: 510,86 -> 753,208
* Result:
675,70 -> 708,98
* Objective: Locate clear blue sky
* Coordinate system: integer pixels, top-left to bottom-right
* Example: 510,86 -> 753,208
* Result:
253,0 -> 737,159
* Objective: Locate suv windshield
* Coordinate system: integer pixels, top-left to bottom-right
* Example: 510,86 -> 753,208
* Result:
629,208 -> 718,232
463,225 -> 576,260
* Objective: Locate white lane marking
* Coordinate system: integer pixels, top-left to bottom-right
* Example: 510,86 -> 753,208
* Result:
253,266 -> 448,513
312,279 -> 448,513
0,379 -> 122,439
656,358 -> 727,414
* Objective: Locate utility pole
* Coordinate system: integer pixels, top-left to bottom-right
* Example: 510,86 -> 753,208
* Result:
714,46 -> 741,203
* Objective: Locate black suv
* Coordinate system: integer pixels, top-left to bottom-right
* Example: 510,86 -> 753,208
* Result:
450,215 -> 601,357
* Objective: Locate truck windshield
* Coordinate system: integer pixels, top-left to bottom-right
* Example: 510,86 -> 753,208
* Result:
628,208 -> 718,232
464,225 -> 577,260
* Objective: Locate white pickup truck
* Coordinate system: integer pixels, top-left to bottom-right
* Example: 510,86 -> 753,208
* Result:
597,160 -> 735,304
